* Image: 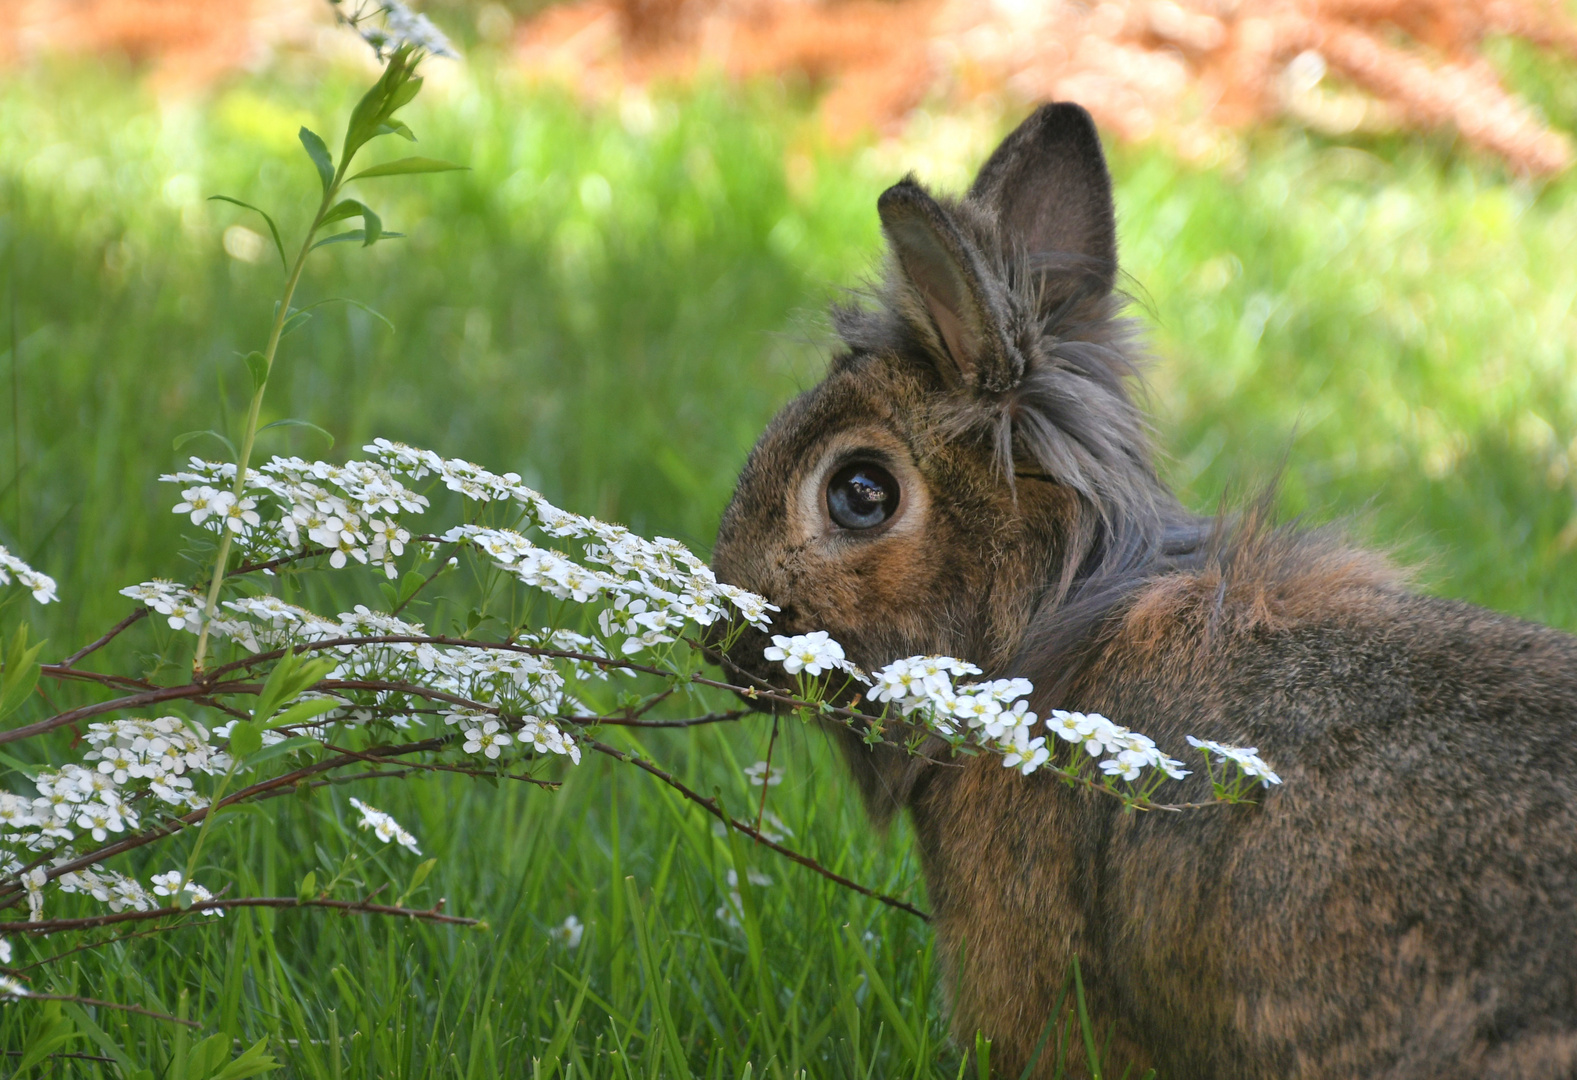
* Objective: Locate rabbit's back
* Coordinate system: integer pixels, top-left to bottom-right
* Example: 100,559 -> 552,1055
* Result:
913,544 -> 1577,1079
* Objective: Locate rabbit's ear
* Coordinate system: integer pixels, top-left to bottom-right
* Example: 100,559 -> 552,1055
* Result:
878,178 -> 1020,392
969,102 -> 1117,301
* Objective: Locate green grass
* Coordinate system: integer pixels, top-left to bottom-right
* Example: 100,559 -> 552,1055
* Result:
1,40 -> 1576,1078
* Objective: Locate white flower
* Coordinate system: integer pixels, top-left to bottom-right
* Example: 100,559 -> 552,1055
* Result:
1186,737 -> 1283,786
151,870 -> 186,897
221,496 -> 261,534
1001,727 -> 1050,775
0,937 -> 11,964
1099,749 -> 1150,782
548,914 -> 583,949
0,545 -> 57,604
348,797 -> 422,854
743,760 -> 783,787
462,720 -> 511,759
378,0 -> 458,57
0,974 -> 27,998
763,631 -> 846,677
172,486 -> 222,526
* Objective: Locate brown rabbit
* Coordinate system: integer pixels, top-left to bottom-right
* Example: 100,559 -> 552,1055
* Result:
710,103 -> 1577,1079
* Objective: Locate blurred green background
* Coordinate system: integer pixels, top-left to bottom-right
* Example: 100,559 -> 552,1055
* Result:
2,13 -> 1577,1077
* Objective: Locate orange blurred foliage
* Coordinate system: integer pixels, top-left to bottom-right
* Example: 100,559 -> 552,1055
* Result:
1,0 -> 323,90
516,0 -> 1577,173
7,0 -> 1574,173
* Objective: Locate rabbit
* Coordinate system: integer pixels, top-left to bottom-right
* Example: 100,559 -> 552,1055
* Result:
709,103 -> 1577,1079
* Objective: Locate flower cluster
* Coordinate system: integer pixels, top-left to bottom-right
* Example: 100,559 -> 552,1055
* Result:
162,452 -> 429,578
0,716 -> 229,919
1047,711 -> 1189,782
1186,737 -> 1284,787
764,632 -> 847,677
53,866 -> 157,916
160,441 -> 778,669
861,653 -> 1049,773
340,0 -> 458,59
760,639 -> 1277,792
0,544 -> 57,604
150,870 -> 223,915
349,797 -> 422,855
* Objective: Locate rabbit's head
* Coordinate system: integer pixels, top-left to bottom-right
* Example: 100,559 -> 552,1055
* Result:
713,104 -> 1192,709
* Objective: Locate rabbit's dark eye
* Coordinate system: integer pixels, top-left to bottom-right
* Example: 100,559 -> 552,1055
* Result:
827,463 -> 899,530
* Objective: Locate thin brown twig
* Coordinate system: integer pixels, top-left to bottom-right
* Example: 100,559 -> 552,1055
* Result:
755,717 -> 779,838
55,608 -> 148,668
231,545 -> 333,577
0,895 -> 478,935
40,664 -> 155,694
390,541 -> 460,616
17,992 -> 201,1027
321,742 -> 559,789
629,685 -> 677,718
40,664 -> 253,721
0,680 -> 234,745
586,736 -> 932,922
9,923 -> 186,976
0,735 -> 451,905
2,1050 -> 118,1063
582,710 -> 748,729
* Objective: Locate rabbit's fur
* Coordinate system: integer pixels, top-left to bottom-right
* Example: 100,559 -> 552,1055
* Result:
710,104 -> 1577,1079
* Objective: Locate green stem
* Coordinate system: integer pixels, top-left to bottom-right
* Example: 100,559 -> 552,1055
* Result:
192,161 -> 350,672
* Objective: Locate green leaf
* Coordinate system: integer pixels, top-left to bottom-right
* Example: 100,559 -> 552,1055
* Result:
0,747 -> 40,778
279,310 -> 313,339
251,651 -> 338,728
397,569 -> 426,607
296,296 -> 396,334
845,923 -> 920,1059
310,229 -> 405,250
208,1037 -> 279,1080
244,734 -> 323,770
318,198 -> 366,228
257,418 -> 335,450
389,75 -> 423,112
348,157 -> 466,182
61,1003 -> 138,1069
207,196 -> 288,272
377,118 -> 417,142
0,624 -> 45,721
359,203 -> 383,245
185,1032 -> 233,1080
1073,955 -> 1103,1080
172,429 -> 238,457
14,1003 -> 78,1072
298,127 -> 336,193
297,870 -> 317,902
240,350 -> 269,392
395,857 -> 437,906
342,47 -> 418,164
228,719 -> 264,758
268,697 -> 341,730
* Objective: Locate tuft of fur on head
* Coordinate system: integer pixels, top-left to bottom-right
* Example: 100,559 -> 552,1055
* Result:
832,106 -> 1212,696
712,102 -> 1354,823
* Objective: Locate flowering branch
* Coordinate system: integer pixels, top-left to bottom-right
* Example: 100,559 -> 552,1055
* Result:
0,896 -> 478,935
584,737 -> 931,921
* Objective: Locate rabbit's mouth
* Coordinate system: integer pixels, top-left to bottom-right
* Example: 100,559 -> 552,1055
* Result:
700,616 -> 848,715
699,619 -> 787,708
